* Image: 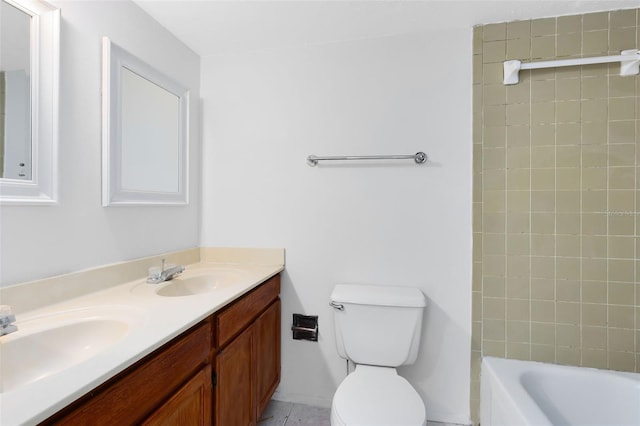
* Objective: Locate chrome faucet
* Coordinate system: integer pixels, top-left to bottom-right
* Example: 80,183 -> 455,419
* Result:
147,259 -> 185,284
0,305 -> 18,336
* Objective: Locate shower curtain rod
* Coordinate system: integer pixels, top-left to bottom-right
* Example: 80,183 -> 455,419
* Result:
306,152 -> 427,166
503,49 -> 639,85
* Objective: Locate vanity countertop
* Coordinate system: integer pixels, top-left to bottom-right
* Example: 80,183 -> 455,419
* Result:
0,261 -> 284,426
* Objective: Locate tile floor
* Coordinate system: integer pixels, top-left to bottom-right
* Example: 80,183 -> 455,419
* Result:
259,400 -> 461,426
259,400 -> 330,425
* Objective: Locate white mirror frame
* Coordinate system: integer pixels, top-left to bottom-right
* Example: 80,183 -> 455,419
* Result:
102,37 -> 189,206
0,0 -> 59,205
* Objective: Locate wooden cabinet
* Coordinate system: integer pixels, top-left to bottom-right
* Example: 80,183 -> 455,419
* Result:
43,321 -> 212,425
255,299 -> 281,417
215,277 -> 281,426
143,365 -> 212,426
215,324 -> 256,426
41,274 -> 281,426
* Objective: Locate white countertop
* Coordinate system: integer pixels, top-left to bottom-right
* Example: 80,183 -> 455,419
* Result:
0,262 -> 284,426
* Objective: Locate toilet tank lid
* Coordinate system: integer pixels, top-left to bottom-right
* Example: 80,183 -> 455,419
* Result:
331,284 -> 426,308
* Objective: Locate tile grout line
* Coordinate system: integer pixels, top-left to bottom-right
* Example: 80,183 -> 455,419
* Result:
282,402 -> 294,426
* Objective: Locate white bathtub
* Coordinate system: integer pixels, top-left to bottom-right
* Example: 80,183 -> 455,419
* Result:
481,356 -> 640,426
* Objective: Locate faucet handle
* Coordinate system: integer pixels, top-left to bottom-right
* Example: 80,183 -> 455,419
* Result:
148,266 -> 162,279
0,305 -> 17,335
0,305 -> 16,323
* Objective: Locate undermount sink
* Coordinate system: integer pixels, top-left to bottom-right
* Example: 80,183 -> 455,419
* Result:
156,269 -> 248,297
0,307 -> 141,394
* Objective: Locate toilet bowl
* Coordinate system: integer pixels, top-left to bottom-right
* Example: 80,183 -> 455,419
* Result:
330,284 -> 428,426
331,365 -> 426,426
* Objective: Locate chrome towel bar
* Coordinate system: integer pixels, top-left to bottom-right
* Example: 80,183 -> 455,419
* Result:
307,152 -> 427,166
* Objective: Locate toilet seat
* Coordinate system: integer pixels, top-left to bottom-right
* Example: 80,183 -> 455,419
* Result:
331,365 -> 426,426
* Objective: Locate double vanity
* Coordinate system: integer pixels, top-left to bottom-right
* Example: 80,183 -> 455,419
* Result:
0,248 -> 284,425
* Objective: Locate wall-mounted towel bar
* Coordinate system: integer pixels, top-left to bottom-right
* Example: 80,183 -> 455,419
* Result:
307,152 -> 427,166
503,49 -> 639,85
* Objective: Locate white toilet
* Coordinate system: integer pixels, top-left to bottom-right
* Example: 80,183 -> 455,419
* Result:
329,283 -> 427,426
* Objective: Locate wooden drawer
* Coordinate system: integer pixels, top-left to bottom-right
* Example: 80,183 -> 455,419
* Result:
45,321 -> 212,425
217,274 -> 280,347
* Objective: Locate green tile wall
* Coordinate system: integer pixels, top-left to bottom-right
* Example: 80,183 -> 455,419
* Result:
471,8 -> 639,423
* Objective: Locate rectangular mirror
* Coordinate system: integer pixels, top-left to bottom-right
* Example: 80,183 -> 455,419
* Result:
102,37 -> 189,206
0,0 -> 59,204
1,0 -> 31,181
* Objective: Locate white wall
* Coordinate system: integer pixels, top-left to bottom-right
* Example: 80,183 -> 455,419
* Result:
0,1 -> 201,286
201,30 -> 472,424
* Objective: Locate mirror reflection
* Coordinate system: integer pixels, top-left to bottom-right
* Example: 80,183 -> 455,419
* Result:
0,0 -> 32,181
121,67 -> 180,193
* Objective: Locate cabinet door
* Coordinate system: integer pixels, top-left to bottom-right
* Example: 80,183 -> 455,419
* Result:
215,325 -> 255,426
143,365 -> 212,426
255,299 -> 281,418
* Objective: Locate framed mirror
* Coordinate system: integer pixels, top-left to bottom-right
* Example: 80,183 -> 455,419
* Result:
0,0 -> 59,204
102,37 -> 189,206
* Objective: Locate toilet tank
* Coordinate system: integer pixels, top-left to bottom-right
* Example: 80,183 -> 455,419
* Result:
330,284 -> 426,367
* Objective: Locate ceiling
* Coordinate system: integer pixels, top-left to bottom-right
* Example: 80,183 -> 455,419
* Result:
133,0 -> 640,57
